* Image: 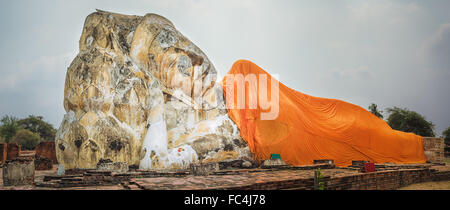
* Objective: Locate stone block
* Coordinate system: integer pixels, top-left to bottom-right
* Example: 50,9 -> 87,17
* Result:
2,158 -> 35,186
261,159 -> 289,169
242,160 -> 253,168
218,159 -> 253,169
189,162 -> 219,176
96,159 -> 129,173
35,141 -> 58,164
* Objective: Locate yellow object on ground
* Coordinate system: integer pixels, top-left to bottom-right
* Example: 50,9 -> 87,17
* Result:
222,60 -> 426,166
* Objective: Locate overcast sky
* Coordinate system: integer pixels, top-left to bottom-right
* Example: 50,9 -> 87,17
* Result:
0,0 -> 449,135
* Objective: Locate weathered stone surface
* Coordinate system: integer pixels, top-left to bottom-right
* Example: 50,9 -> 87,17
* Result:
0,143 -> 6,165
261,159 -> 289,169
35,141 -> 58,164
96,158 -> 129,173
242,161 -> 253,168
6,143 -> 20,161
189,162 -> 219,176
218,159 -> 244,170
2,159 -> 35,186
56,10 -> 251,170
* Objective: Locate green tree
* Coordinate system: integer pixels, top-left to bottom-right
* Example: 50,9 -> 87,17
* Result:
0,115 -> 19,143
368,103 -> 383,119
17,115 -> 56,141
386,107 -> 435,137
11,129 -> 42,150
443,127 -> 450,146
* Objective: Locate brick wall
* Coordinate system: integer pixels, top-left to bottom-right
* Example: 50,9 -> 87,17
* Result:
223,168 -> 450,190
324,169 -> 434,190
423,137 -> 444,163
0,143 -> 6,165
6,143 -> 20,161
35,141 -> 57,164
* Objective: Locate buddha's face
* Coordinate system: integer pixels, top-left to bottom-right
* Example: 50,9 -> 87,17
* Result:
56,11 -> 247,170
129,14 -> 218,107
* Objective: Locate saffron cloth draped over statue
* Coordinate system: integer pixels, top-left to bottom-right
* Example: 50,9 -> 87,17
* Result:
222,60 -> 426,166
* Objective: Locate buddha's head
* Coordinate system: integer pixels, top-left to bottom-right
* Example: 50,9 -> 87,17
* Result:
56,10 -> 250,170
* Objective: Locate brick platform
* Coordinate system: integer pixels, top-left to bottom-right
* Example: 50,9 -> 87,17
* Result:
1,163 -> 449,190
126,165 -> 450,190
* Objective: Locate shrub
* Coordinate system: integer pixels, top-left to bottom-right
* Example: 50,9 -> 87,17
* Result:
443,127 -> 450,145
386,107 -> 435,137
11,129 -> 42,150
0,115 -> 19,143
368,103 -> 383,119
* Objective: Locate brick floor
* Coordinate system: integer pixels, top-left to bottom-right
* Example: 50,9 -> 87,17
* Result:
127,168 -> 375,190
1,164 -> 449,190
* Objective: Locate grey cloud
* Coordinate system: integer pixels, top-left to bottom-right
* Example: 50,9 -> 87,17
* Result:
0,0 -> 449,134
329,66 -> 373,80
0,52 -> 74,127
422,23 -> 450,72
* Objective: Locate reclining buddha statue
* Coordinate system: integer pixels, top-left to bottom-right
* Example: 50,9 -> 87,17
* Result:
55,10 -> 425,170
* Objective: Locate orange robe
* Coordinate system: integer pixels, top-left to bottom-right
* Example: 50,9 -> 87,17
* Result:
222,60 -> 426,166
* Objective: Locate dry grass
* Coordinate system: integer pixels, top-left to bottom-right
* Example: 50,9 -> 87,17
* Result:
398,181 -> 450,190
398,157 -> 450,190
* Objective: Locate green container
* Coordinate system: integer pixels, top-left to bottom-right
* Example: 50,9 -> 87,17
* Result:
270,154 -> 281,160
